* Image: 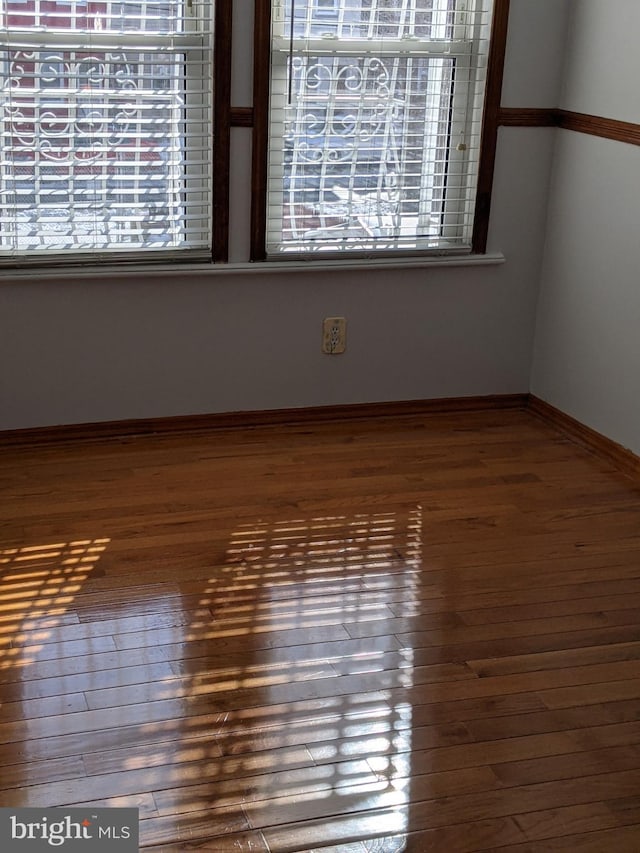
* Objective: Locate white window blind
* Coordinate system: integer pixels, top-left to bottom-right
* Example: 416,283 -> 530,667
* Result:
0,0 -> 213,264
266,0 -> 493,257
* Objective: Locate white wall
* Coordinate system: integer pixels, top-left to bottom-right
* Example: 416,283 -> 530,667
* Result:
531,0 -> 640,455
0,0 -> 569,430
501,0 -> 570,108
560,0 -> 640,123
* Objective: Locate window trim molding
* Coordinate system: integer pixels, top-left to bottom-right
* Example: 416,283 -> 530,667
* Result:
497,107 -> 557,127
250,0 -> 272,261
0,252 -> 505,284
555,110 -> 640,147
471,0 -> 510,254
496,107 -> 640,145
213,0 -> 233,261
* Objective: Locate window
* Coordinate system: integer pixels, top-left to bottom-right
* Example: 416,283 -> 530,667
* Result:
0,0 -> 213,264
2,0 -> 504,268
264,0 -> 493,258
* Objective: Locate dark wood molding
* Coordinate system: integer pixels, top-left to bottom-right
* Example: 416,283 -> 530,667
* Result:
249,0 -> 271,261
0,395 -> 528,447
497,107 -> 558,127
555,109 -> 640,147
471,0 -> 510,255
528,396 -> 640,480
230,107 -> 254,128
496,108 -> 640,146
212,0 -> 234,262
5,393 -> 637,482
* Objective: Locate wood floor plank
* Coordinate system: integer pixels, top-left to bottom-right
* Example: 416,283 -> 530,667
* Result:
0,712 -> 227,763
493,823 -> 640,852
243,769 -> 640,837
136,805 -> 259,848
85,654 -> 475,710
541,678 -> 640,709
264,815 -> 528,853
215,701 -> 411,757
83,741 -> 309,780
197,658 -> 640,713
0,691 -> 88,723
0,660 -> 178,701
459,591 -> 640,626
5,610 -> 208,648
243,763 -> 501,830
398,625 -> 640,671
142,827 -> 269,852
1,633 -> 117,663
386,575 -> 640,619
467,640 -> 640,677
0,755 -> 86,790
260,810 -> 523,853
393,556 -> 640,597
150,756 -> 387,817
0,643 -> 177,685
112,621 -> 353,652
0,612 -> 81,633
466,705 -> 640,742
0,787 -> 159,817
307,721 -> 640,784
170,634 -> 403,677
492,743 -> 640,786
512,800 -> 638,843
1,756 -> 288,813
0,697 -> 225,745
347,608 -> 638,642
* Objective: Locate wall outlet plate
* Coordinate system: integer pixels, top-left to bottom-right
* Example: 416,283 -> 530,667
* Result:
322,317 -> 347,354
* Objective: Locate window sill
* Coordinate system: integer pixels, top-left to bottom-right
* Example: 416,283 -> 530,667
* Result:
1,252 -> 505,282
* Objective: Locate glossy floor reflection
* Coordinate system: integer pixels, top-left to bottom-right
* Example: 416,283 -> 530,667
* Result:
140,509 -> 422,850
1,505 -> 424,850
2,410 -> 640,851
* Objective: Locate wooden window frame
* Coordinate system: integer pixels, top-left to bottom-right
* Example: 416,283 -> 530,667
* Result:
212,0 -> 233,261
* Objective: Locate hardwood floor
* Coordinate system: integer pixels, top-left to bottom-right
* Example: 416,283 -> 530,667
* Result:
1,408 -> 640,851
